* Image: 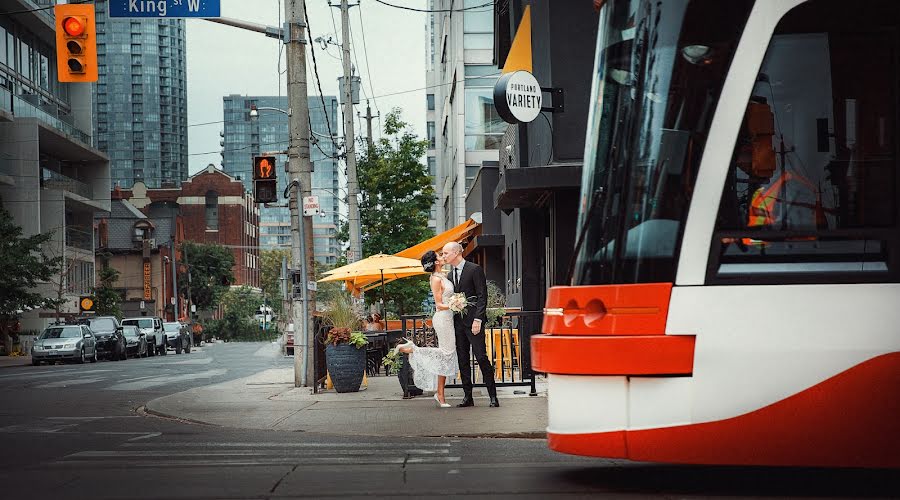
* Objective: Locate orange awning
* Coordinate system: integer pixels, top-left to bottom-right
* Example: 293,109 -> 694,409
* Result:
341,218 -> 482,296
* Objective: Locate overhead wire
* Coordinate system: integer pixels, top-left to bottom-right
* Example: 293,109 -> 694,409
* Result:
303,0 -> 341,160
372,0 -> 494,13
356,1 -> 381,137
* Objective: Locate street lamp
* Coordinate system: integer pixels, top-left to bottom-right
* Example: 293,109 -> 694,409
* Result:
249,104 -> 291,119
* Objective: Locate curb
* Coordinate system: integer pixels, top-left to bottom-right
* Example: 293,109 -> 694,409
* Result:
141,399 -> 547,439
138,404 -> 221,427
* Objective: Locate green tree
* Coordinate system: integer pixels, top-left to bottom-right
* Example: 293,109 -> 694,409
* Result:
93,264 -> 122,318
210,285 -> 263,341
260,249 -> 289,314
357,109 -> 435,315
178,241 -> 234,313
314,260 -> 347,309
0,201 -> 63,352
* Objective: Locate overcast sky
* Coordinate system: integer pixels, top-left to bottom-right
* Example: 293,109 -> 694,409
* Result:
184,0 -> 428,175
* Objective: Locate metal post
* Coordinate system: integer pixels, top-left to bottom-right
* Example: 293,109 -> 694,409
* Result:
362,100 -> 378,153
340,0 -> 362,263
184,243 -> 192,323
284,0 -> 316,387
170,241 -> 178,322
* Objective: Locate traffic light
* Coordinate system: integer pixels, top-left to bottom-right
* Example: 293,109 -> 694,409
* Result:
253,156 -> 278,203
55,4 -> 98,83
79,296 -> 95,314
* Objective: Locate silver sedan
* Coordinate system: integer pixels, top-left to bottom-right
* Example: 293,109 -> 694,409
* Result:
31,325 -> 98,365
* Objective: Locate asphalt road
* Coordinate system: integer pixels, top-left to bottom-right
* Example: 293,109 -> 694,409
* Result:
0,342 -> 896,499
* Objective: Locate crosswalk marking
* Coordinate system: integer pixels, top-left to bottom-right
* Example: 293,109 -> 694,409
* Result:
107,368 -> 227,391
51,438 -> 461,468
36,378 -> 105,389
53,457 -> 462,467
69,449 -> 449,458
121,442 -> 451,448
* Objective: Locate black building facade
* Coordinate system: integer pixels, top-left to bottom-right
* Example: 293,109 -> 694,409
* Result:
467,1 -> 599,311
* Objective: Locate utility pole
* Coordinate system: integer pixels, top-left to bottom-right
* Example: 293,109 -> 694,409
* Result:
184,244 -> 193,324
340,0 -> 362,263
284,0 -> 316,388
360,100 -> 379,153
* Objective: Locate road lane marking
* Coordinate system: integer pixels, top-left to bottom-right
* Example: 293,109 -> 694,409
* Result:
35,378 -> 105,389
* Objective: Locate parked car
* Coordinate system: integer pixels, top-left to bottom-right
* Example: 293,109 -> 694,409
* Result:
163,322 -> 191,354
121,317 -> 165,356
31,325 -> 98,365
79,316 -> 126,361
122,325 -> 149,358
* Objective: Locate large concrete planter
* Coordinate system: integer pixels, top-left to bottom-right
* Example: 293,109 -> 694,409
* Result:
325,343 -> 366,393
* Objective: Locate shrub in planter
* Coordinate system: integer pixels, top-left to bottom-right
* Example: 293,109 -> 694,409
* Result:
322,296 -> 368,393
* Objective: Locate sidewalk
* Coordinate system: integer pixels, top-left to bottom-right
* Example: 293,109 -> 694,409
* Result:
0,355 -> 31,368
146,368 -> 548,438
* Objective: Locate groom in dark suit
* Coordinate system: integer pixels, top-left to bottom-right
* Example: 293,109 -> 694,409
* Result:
442,242 -> 499,407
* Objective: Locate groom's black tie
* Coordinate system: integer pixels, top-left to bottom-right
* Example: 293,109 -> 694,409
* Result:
453,267 -> 458,288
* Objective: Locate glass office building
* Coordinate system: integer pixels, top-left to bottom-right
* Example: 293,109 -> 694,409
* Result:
92,2 -> 188,189
221,95 -> 341,264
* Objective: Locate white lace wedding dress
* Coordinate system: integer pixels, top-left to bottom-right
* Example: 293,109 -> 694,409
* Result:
408,274 -> 458,392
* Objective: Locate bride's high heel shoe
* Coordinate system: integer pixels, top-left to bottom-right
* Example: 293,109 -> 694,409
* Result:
393,340 -> 415,356
434,394 -> 450,408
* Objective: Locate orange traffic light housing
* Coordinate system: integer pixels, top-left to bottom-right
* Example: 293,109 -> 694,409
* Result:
55,4 -> 98,83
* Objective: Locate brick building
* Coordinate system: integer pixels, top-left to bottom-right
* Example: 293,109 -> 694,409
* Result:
98,166 -> 260,320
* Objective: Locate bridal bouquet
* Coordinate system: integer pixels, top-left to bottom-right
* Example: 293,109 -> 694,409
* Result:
447,292 -> 472,316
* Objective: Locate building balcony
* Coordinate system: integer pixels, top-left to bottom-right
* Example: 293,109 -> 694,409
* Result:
12,94 -> 92,147
65,225 -> 94,252
0,87 -> 13,121
42,168 -> 93,199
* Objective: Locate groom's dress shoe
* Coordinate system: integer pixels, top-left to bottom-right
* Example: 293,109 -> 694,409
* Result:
457,397 -> 474,408
489,397 -> 500,408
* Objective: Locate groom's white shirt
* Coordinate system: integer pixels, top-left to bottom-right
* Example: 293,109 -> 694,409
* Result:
452,259 -> 466,282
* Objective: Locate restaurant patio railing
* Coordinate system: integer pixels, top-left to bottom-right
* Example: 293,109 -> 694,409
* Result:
400,310 -> 542,396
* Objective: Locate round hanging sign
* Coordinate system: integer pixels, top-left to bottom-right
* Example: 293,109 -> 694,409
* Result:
493,70 -> 543,124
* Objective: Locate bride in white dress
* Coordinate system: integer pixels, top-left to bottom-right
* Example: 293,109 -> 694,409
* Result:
395,250 -> 458,408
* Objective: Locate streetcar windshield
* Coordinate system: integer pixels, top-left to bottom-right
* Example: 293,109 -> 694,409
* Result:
572,0 -> 753,285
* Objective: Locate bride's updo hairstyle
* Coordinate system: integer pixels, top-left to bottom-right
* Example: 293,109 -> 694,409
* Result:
421,250 -> 438,272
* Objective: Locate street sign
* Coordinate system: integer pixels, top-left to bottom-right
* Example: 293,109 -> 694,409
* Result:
307,280 -> 318,292
171,297 -> 176,305
108,0 -> 221,18
191,304 -> 197,313
79,296 -> 95,313
140,300 -> 146,310
303,196 -> 320,216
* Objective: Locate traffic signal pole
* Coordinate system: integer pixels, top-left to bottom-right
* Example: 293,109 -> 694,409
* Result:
284,0 -> 316,388
201,8 -> 315,388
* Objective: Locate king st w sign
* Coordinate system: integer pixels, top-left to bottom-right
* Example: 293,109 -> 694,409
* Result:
109,0 -> 221,18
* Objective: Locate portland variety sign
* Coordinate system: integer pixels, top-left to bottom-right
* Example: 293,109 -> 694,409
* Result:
494,70 -> 542,124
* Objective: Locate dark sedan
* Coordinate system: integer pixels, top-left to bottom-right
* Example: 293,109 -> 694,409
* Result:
123,325 -> 149,358
80,316 -> 126,361
163,322 -> 192,354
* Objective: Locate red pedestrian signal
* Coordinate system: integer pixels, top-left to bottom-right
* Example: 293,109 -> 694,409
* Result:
253,156 -> 277,180
253,156 -> 278,203
55,4 -> 98,83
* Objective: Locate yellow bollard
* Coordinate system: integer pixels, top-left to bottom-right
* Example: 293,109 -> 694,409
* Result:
325,371 -> 333,390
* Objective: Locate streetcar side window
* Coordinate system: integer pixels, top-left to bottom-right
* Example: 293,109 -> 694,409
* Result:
709,0 -> 899,284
